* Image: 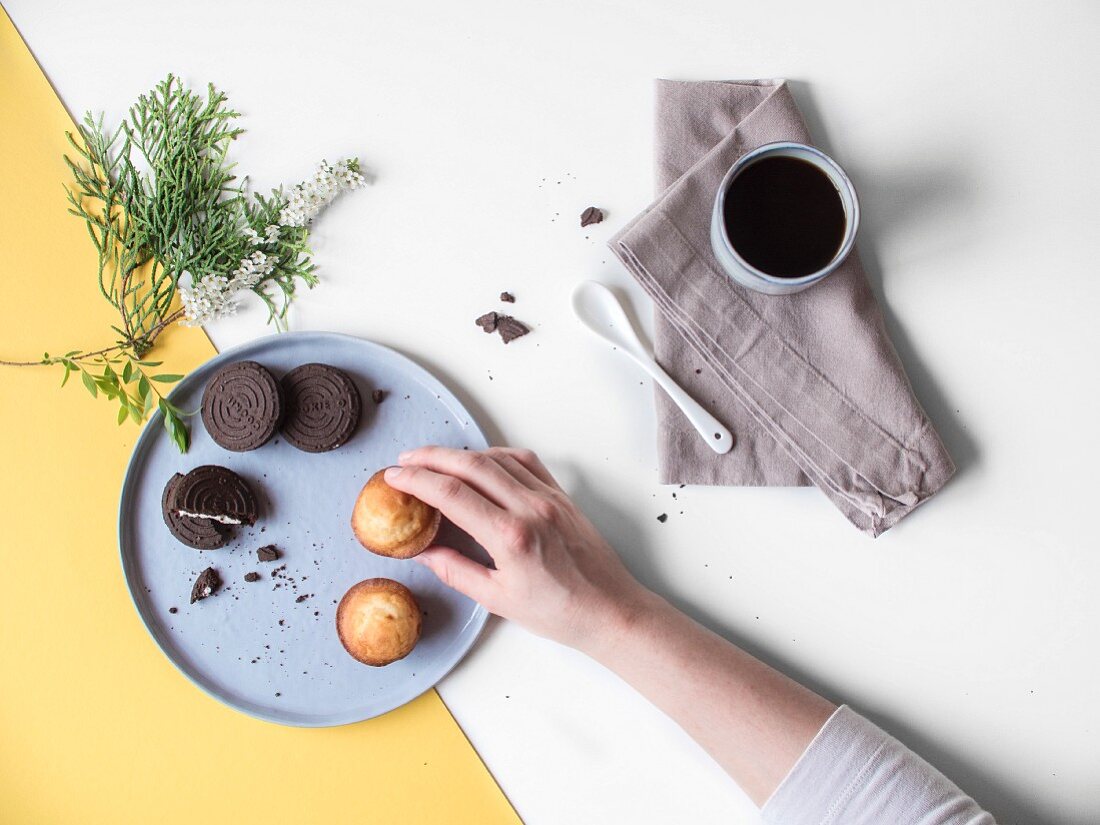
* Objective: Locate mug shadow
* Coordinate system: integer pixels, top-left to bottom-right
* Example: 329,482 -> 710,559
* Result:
787,80 -> 980,480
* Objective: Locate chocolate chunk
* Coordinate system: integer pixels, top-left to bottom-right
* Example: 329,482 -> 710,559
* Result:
371,389 -> 386,404
201,361 -> 283,452
162,472 -> 229,550
172,465 -> 258,527
475,312 -> 499,333
190,567 -> 222,603
169,607 -> 178,614
656,513 -> 668,523
500,291 -> 515,303
496,316 -> 530,344
280,363 -> 361,453
580,206 -> 604,227
257,544 -> 280,562
295,594 -> 309,603
244,572 -> 260,583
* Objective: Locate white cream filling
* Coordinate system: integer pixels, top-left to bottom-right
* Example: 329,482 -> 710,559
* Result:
177,509 -> 242,525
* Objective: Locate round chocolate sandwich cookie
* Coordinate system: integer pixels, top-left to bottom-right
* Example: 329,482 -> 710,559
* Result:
161,473 -> 229,550
201,360 -> 283,452
171,464 -> 259,527
280,363 -> 361,453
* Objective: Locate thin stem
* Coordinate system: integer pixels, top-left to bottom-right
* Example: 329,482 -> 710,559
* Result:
0,307 -> 184,367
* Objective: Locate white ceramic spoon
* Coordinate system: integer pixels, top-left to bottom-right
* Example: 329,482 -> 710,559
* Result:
572,281 -> 734,455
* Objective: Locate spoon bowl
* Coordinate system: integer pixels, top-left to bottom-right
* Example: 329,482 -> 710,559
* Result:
572,281 -> 733,455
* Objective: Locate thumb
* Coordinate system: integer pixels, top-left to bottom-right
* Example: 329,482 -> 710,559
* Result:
416,546 -> 495,606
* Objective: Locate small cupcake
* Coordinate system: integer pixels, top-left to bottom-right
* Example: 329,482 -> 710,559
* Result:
336,578 -> 422,666
350,469 -> 440,559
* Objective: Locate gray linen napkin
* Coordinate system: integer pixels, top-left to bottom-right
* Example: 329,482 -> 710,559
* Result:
609,80 -> 954,536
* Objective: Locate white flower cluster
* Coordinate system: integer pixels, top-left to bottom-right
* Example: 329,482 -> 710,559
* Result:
242,224 -> 281,246
279,159 -> 366,227
179,250 -> 275,326
179,158 -> 364,326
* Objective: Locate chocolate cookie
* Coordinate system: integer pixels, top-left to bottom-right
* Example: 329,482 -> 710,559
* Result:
201,361 -> 283,452
161,473 -> 229,550
171,465 -> 258,527
280,363 -> 361,453
190,567 -> 221,603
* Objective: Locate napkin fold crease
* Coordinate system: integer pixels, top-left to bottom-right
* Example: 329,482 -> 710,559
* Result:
610,80 -> 954,536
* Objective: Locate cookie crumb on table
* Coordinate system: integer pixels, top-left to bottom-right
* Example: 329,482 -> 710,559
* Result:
580,206 -> 604,227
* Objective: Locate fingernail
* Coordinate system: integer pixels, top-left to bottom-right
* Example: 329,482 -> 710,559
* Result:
384,466 -> 403,482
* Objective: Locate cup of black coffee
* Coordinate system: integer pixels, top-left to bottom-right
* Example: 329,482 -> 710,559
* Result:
710,142 -> 859,295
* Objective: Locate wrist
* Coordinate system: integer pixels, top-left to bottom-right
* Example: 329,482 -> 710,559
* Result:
575,585 -> 664,663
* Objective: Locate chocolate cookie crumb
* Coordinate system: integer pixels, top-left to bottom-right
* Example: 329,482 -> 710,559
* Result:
371,389 -> 386,404
190,567 -> 221,604
476,311 -> 499,333
168,607 -> 178,614
500,291 -> 515,303
496,316 -> 530,344
295,594 -> 310,603
656,513 -> 668,523
257,545 -> 280,562
244,572 -> 260,583
580,206 -> 604,227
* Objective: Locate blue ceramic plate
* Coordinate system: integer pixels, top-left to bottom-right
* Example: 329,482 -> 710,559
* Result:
118,332 -> 489,726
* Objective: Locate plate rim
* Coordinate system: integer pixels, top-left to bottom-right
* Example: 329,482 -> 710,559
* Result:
117,330 -> 490,727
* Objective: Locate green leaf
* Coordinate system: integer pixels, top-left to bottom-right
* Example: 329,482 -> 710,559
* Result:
122,361 -> 133,382
162,407 -> 189,454
134,360 -> 162,368
138,375 -> 150,399
151,374 -> 183,383
118,405 -> 128,425
61,363 -> 72,387
81,371 -> 97,398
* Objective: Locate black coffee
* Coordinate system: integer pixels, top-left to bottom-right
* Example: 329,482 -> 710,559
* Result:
722,156 -> 846,278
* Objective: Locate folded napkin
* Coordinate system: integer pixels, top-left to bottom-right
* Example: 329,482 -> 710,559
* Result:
610,80 -> 954,536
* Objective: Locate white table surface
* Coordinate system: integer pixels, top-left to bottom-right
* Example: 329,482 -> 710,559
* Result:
8,1 -> 1098,822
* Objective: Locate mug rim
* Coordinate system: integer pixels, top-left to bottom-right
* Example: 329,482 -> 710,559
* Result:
713,141 -> 860,287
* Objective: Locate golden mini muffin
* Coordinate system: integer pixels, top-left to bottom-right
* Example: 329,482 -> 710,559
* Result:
351,469 -> 441,559
336,578 -> 422,666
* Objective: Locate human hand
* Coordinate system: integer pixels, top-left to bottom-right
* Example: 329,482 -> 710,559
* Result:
384,446 -> 650,652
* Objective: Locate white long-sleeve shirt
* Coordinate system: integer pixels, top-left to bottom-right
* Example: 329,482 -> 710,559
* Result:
762,706 -> 996,825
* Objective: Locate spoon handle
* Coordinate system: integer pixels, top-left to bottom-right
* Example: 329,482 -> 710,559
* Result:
629,352 -> 734,455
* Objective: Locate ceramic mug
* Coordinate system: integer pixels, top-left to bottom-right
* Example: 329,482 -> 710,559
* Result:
709,141 -> 859,295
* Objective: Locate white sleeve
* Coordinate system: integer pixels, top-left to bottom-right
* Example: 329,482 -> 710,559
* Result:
761,705 -> 996,825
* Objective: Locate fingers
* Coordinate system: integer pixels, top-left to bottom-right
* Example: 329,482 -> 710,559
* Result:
489,447 -> 562,491
384,464 -> 502,539
397,446 -> 525,506
416,546 -> 496,607
484,448 -> 549,491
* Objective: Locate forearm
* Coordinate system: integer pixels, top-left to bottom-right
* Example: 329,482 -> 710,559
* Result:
581,589 -> 835,806
390,446 -> 996,823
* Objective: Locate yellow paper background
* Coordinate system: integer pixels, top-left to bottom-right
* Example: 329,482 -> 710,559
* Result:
0,8 -> 518,823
